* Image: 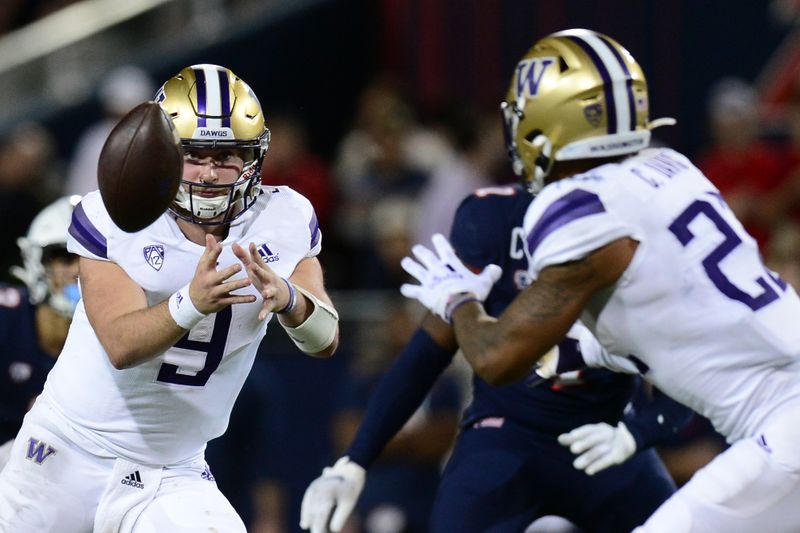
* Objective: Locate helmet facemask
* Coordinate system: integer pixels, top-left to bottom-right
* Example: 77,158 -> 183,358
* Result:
40,245 -> 80,317
501,100 -> 553,193
171,133 -> 270,225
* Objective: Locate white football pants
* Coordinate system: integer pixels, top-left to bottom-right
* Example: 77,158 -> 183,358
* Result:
635,402 -> 800,532
0,397 -> 245,533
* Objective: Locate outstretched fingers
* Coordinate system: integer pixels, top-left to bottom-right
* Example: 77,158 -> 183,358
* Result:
431,233 -> 457,262
400,256 -> 428,283
249,242 -> 270,270
199,234 -> 224,270
410,243 -> 440,271
195,238 -> 257,309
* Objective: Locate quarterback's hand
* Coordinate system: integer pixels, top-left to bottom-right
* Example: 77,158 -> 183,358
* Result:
232,241 -> 292,320
558,422 -> 636,475
400,233 -> 502,322
190,234 -> 255,314
300,456 -> 366,533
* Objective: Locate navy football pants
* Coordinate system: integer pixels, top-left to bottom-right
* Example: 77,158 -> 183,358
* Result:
430,419 -> 675,533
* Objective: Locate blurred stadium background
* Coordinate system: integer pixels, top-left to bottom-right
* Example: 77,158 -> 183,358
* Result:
0,0 -> 792,159
1,1 -> 799,532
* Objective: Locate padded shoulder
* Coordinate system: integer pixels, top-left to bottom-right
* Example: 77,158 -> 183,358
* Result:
450,185 -> 531,268
523,172 -> 635,274
66,191 -> 112,261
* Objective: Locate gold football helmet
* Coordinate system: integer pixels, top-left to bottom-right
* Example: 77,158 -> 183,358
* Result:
155,64 -> 270,224
501,29 -> 674,192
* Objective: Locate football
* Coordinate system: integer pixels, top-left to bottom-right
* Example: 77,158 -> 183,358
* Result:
98,101 -> 183,232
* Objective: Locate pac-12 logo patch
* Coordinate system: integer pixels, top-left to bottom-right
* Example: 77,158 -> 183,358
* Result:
584,102 -> 603,127
143,245 -> 165,271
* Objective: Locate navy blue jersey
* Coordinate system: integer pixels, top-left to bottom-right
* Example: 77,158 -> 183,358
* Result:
346,185 -> 688,532
0,284 -> 53,442
450,186 -> 636,434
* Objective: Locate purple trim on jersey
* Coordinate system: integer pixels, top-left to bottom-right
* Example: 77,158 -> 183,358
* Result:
627,354 -> 650,374
309,210 -> 320,249
217,69 -> 231,127
526,189 -> 605,255
69,203 -> 108,258
598,35 -> 636,132
566,35 -> 617,134
194,68 -> 207,127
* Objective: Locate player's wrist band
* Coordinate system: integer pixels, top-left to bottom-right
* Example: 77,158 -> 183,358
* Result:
281,284 -> 339,353
168,283 -> 207,330
276,278 -> 297,314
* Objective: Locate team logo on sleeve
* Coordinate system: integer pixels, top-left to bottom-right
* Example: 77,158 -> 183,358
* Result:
25,438 -> 57,465
143,245 -> 165,271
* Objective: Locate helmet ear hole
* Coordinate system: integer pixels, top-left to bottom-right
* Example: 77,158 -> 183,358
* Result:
525,129 -> 543,143
559,56 -> 569,72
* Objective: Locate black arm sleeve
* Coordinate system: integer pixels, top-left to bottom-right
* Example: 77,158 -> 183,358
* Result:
344,328 -> 457,468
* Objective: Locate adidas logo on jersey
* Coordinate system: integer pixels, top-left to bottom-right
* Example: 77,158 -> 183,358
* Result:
121,470 -> 144,489
256,243 -> 280,263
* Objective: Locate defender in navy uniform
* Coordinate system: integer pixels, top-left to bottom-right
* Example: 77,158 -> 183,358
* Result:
0,196 -> 81,464
301,184 -> 691,533
0,284 -> 56,443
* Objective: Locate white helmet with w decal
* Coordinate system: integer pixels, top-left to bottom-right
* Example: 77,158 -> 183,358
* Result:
500,29 -> 675,192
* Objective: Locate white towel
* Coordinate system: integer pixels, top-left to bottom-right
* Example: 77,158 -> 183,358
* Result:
93,458 -> 162,533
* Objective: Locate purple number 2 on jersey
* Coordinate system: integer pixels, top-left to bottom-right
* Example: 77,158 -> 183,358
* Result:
669,199 -> 786,311
156,307 -> 232,387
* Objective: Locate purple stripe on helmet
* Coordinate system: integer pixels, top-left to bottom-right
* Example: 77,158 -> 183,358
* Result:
526,189 -> 605,255
69,203 -> 108,258
194,68 -> 207,127
217,69 -> 231,128
597,35 -> 636,132
309,210 -> 320,249
566,35 -> 617,134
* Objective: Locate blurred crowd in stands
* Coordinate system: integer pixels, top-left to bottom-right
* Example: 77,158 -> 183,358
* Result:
3,25 -> 800,531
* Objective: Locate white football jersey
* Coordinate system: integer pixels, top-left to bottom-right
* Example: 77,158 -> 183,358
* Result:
523,148 -> 800,442
44,187 -> 321,465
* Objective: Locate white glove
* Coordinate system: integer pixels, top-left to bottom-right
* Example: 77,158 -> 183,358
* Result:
400,233 -> 502,322
558,422 -> 637,475
300,456 -> 366,533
